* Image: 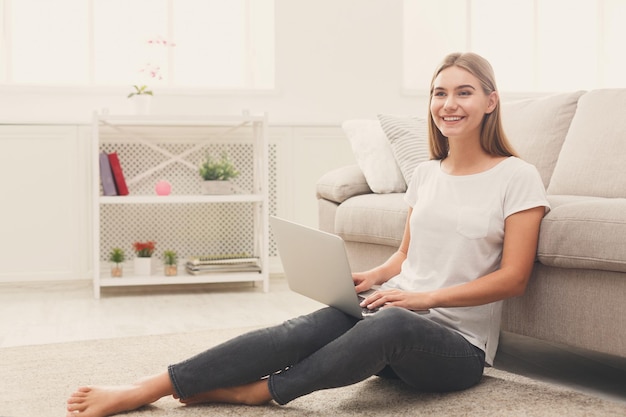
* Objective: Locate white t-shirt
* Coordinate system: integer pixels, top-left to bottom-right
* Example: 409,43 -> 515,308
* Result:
382,157 -> 550,365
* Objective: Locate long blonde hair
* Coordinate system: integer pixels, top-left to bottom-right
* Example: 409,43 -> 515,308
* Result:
428,52 -> 517,160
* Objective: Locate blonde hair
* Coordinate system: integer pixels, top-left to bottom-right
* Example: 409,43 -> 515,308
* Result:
428,52 -> 517,160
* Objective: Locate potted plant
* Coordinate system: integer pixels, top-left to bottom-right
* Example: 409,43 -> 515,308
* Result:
199,152 -> 239,194
163,250 -> 178,276
132,240 -> 156,276
127,37 -> 175,115
127,85 -> 153,98
127,85 -> 153,115
109,247 -> 125,277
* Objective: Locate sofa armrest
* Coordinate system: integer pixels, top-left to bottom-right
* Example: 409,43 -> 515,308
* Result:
316,165 -> 372,204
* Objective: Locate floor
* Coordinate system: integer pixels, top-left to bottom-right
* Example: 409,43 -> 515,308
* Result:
1,276 -> 625,406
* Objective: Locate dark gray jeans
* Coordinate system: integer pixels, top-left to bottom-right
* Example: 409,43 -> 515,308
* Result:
168,307 -> 485,405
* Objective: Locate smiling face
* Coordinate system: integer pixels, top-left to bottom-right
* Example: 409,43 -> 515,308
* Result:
430,66 -> 497,141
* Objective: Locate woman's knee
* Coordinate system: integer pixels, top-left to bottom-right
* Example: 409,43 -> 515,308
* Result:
357,308 -> 432,346
365,308 -> 427,332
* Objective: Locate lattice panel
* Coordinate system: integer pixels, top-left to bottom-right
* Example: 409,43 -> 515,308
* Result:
98,125 -> 277,262
100,203 -> 258,263
267,143 -> 278,257
100,142 -> 256,196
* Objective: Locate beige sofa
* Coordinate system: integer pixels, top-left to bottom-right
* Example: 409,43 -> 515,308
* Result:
317,89 -> 626,359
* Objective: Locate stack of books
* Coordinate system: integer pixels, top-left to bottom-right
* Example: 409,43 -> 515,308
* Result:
99,151 -> 129,196
185,254 -> 261,275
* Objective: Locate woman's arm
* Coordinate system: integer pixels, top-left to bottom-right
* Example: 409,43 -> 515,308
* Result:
353,208 -> 413,293
361,205 -> 545,311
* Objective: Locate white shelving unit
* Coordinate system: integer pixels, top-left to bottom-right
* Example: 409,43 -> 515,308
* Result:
92,113 -> 269,298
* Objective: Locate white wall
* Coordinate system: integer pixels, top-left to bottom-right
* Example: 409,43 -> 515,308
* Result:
271,0 -> 427,123
0,0 -> 428,125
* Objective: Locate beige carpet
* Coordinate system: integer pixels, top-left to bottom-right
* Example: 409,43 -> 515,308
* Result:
2,327 -> 625,417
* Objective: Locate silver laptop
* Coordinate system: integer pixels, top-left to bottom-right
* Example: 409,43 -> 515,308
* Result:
270,216 -> 428,319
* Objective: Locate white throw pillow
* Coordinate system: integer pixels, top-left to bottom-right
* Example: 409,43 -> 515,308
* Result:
342,120 -> 406,193
377,114 -> 430,185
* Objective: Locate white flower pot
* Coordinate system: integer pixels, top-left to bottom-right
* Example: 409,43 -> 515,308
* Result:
201,180 -> 234,195
133,257 -> 154,276
130,95 -> 152,115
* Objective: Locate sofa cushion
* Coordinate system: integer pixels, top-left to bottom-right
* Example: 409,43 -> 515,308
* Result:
316,165 -> 371,204
335,193 -> 407,248
501,91 -> 584,188
342,119 -> 406,193
538,196 -> 626,273
547,89 -> 626,198
377,114 -> 430,186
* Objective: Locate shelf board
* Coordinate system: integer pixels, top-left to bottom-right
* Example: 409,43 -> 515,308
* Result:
97,114 -> 266,126
99,271 -> 264,287
99,194 -> 264,204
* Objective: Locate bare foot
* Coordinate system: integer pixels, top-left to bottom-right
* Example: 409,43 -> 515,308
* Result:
66,372 -> 174,417
180,379 -> 272,406
66,385 -> 148,417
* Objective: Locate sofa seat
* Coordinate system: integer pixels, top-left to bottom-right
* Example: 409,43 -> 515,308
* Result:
539,196 -> 626,273
335,193 -> 407,247
325,183 -> 626,277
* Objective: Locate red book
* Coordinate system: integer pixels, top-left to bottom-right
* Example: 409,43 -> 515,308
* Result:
107,152 -> 129,195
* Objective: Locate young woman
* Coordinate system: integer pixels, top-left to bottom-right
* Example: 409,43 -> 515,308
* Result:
66,52 -> 549,417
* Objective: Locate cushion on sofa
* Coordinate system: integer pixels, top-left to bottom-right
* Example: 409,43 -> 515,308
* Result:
342,120 -> 406,193
377,114 -> 430,186
316,165 -> 371,204
500,91 -> 584,188
547,89 -> 626,198
335,193 -> 407,248
538,197 -> 626,273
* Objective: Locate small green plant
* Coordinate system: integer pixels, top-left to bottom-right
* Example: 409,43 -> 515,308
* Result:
163,250 -> 178,266
199,152 -> 239,181
109,248 -> 126,277
127,85 -> 153,98
109,248 -> 125,266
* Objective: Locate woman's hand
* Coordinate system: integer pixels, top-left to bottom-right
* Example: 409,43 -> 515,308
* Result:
359,288 -> 432,312
352,271 -> 379,294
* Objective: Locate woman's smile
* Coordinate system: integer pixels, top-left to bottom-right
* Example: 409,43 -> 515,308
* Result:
442,115 -> 464,122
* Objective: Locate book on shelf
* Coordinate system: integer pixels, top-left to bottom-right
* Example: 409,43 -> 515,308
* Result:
187,254 -> 259,266
99,152 -> 117,196
185,262 -> 262,275
107,152 -> 129,195
185,254 -> 261,274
